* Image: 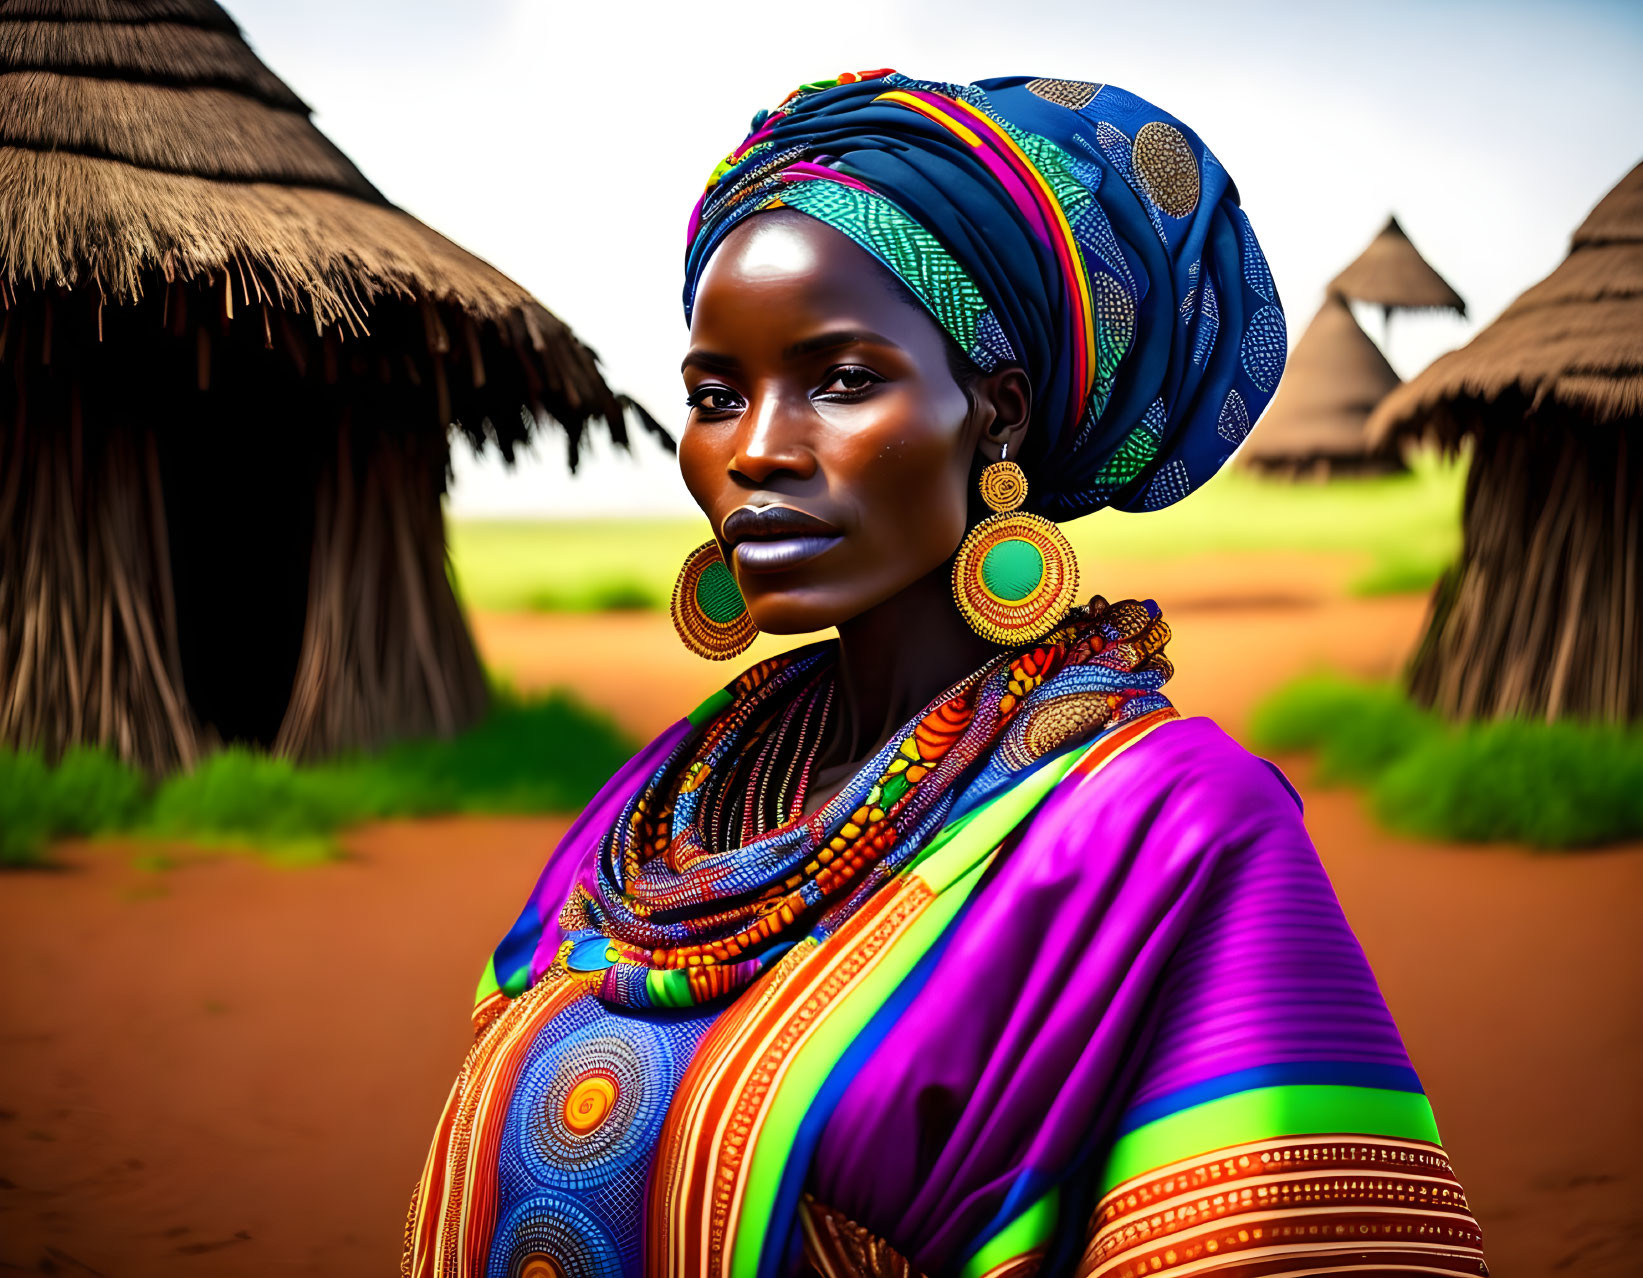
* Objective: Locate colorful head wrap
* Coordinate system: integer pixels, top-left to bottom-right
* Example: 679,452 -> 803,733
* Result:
683,71 -> 1287,518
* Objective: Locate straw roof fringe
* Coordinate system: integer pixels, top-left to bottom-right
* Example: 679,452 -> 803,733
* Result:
0,72 -> 375,194
0,18 -> 306,109
1240,294 -> 1402,465
1,148 -> 560,336
1329,215 -> 1466,315
1573,171 -> 1643,247
0,0 -> 657,448
1369,161 -> 1643,445
0,0 -> 233,27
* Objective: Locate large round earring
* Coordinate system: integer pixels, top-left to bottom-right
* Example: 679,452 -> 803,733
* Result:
672,540 -> 757,660
951,449 -> 1079,646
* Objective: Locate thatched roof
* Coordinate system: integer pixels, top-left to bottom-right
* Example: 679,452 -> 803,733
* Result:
0,0 -> 649,447
1369,161 -> 1643,446
1240,294 -> 1402,468
1329,215 -> 1466,316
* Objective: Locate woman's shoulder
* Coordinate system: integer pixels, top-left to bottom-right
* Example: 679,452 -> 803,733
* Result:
1078,711 -> 1304,820
1008,711 -> 1313,881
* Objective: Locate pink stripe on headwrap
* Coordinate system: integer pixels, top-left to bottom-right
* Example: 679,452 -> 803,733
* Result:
774,162 -> 878,195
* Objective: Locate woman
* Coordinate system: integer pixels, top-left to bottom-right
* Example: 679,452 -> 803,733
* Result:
406,72 -> 1487,1278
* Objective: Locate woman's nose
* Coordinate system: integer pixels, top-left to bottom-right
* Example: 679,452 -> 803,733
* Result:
729,387 -> 817,487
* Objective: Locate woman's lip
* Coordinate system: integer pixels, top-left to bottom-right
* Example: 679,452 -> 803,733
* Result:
722,504 -> 840,544
733,535 -> 843,573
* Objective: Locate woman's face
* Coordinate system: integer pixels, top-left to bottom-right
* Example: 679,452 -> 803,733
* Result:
680,212 -> 1024,635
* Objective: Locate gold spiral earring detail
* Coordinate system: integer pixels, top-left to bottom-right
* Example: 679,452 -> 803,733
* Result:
951,447 -> 1079,645
672,540 -> 757,660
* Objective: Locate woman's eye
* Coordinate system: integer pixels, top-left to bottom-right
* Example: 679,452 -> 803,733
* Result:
687,387 -> 742,414
817,365 -> 883,397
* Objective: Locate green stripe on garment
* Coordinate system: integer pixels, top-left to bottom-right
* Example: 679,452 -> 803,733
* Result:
730,854 -> 994,1278
912,739 -> 1097,891
472,955 -> 501,1006
1098,1084 -> 1442,1195
729,746 -> 1100,1276
645,967 -> 694,1009
960,1186 -> 1059,1278
687,689 -> 734,727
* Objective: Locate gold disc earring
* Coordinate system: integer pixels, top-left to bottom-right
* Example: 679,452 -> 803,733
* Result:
672,540 -> 757,660
951,448 -> 1079,645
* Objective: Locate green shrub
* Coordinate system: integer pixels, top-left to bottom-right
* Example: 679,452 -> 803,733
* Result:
1250,674 -> 1643,849
1350,554 -> 1450,598
42,746 -> 150,835
147,747 -> 357,842
0,746 -> 150,865
351,687 -> 633,816
523,579 -> 662,614
1248,674 -> 1438,784
2,685 -> 633,863
143,686 -> 632,850
0,749 -> 53,865
1376,720 -> 1643,848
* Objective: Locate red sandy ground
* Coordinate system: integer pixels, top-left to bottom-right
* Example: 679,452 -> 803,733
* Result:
2,552 -> 1639,1277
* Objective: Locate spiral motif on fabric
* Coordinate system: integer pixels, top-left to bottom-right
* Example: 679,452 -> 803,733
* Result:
978,460 -> 1028,513
487,1191 -> 624,1278
516,1026 -> 663,1191
952,511 -> 1079,645
1131,122 -> 1200,218
562,1072 -> 618,1136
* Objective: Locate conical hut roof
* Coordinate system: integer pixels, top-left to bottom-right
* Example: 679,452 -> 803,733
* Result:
0,0 -> 641,449
1369,160 -> 1643,446
1240,294 -> 1402,467
1328,215 -> 1466,316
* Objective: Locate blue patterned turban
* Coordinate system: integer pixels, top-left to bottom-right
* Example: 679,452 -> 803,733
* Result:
682,70 -> 1287,518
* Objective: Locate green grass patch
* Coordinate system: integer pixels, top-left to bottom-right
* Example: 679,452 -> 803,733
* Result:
522,579 -> 660,614
447,450 -> 1466,614
448,519 -> 702,613
1070,448 -> 1464,563
0,685 -> 633,865
0,746 -> 148,866
1250,673 -> 1643,849
1348,552 -> 1451,598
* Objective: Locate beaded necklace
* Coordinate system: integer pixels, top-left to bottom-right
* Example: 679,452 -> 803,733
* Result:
554,599 -> 1174,1011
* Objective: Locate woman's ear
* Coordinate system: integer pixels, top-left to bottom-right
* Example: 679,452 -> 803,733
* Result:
973,365 -> 1033,462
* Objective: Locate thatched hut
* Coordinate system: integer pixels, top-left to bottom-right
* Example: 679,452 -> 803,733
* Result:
1367,160 -> 1643,723
1240,294 -> 1405,476
0,0 -> 658,771
1329,215 -> 1466,321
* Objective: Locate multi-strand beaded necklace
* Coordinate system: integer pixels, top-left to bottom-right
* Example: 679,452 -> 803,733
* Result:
554,599 -> 1173,1011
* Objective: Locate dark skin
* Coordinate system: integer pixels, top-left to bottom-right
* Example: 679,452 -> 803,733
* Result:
680,210 -> 1034,818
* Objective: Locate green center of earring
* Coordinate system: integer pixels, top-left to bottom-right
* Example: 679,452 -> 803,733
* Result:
980,538 -> 1044,602
695,558 -> 747,624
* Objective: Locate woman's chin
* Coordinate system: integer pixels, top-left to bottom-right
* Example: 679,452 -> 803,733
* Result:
744,589 -> 866,637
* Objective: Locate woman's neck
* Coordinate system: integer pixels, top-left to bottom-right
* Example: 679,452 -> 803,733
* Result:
801,564 -> 998,814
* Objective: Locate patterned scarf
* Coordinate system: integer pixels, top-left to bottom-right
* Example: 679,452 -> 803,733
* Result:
683,71 -> 1287,520
551,597 -> 1173,1011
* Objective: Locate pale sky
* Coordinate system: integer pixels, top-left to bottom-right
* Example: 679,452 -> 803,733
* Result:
228,0 -> 1643,517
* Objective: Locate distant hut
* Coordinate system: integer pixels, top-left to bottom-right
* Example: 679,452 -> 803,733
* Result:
1367,161 -> 1643,723
0,0 -> 659,772
1329,214 -> 1466,330
1240,294 -> 1405,476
